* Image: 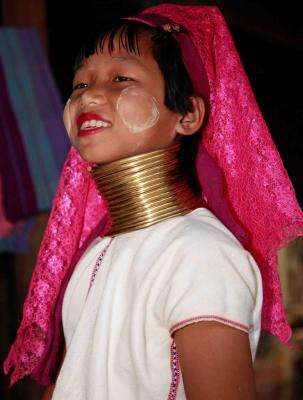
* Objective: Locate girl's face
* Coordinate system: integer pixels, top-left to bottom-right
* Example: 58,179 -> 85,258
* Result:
64,34 -> 182,164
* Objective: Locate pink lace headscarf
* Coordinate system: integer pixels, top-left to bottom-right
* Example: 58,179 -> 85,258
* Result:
4,3 -> 303,386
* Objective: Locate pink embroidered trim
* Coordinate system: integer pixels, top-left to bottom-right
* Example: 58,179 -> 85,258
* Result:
169,315 -> 249,335
167,341 -> 180,400
87,237 -> 114,294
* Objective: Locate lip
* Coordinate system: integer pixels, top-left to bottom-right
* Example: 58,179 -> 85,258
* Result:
77,112 -> 112,137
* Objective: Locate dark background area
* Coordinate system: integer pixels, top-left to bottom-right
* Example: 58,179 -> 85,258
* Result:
1,1 -> 303,399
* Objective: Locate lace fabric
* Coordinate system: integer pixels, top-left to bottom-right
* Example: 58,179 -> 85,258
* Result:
4,4 -> 303,386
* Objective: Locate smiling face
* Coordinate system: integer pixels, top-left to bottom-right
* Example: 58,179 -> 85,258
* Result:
65,33 -> 183,164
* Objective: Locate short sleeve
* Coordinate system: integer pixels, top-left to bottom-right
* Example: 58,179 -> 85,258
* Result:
155,235 -> 262,336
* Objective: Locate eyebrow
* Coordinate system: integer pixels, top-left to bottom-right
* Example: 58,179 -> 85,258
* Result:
111,56 -> 130,62
75,55 -> 145,73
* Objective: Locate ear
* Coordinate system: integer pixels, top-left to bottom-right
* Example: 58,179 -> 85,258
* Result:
176,96 -> 205,136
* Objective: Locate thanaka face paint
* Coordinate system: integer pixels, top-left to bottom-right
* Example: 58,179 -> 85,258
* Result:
63,98 -> 72,138
116,86 -> 160,134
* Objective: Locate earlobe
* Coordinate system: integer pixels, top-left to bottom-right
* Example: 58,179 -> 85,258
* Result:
176,96 -> 205,136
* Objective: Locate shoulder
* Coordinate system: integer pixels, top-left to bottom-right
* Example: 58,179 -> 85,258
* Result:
153,208 -> 262,309
152,210 -> 262,342
120,207 -> 261,291
175,207 -> 243,245
158,207 -> 250,261
144,208 -> 261,293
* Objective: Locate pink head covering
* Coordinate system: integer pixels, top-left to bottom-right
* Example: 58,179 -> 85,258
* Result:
4,3 -> 303,386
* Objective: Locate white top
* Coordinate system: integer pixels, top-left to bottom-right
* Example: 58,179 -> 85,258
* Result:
52,208 -> 262,400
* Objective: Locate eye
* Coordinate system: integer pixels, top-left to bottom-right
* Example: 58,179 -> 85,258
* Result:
113,76 -> 132,83
72,82 -> 88,91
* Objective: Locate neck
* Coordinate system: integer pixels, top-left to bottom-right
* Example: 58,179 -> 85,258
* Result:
90,143 -> 201,235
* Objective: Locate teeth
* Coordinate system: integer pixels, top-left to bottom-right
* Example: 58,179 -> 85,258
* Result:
80,119 -> 111,130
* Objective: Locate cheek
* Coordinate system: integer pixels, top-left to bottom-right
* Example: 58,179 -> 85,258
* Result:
116,86 -> 159,134
63,99 -> 72,138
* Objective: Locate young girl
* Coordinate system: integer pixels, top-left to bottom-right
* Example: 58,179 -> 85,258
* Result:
4,4 -> 303,399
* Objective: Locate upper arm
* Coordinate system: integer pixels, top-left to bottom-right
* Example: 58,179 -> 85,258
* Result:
174,321 -> 257,400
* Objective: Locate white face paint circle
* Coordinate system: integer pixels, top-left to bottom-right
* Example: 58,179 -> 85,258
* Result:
116,86 -> 160,134
63,99 -> 72,138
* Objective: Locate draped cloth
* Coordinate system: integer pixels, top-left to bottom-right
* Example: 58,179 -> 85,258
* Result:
0,28 -> 69,247
4,5 -> 303,386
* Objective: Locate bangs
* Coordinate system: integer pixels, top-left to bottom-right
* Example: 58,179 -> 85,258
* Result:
74,21 -> 154,71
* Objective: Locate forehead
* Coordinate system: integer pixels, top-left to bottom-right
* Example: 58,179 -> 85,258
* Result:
75,32 -> 156,72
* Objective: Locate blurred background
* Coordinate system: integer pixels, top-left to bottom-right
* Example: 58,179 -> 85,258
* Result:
0,0 -> 302,399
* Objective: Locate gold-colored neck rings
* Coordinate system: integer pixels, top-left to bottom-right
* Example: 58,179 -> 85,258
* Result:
90,144 -> 201,235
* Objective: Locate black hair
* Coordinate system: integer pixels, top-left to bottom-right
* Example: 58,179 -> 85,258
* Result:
75,20 -> 203,196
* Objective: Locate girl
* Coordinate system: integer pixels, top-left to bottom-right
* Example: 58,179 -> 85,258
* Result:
4,4 -> 303,399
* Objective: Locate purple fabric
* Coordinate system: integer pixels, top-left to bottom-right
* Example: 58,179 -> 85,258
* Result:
0,27 -> 70,215
19,29 -> 69,170
1,29 -> 54,201
198,144 -> 248,244
0,61 -> 37,220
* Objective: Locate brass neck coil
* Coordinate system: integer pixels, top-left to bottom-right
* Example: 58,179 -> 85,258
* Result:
90,144 -> 201,235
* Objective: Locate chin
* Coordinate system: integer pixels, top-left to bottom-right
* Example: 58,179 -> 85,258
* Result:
76,143 -> 102,163
77,148 -> 120,165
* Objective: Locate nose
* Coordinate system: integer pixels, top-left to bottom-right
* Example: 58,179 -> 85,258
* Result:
79,84 -> 108,107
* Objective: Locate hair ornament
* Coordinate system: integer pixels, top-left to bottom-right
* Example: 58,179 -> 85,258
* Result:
161,23 -> 181,33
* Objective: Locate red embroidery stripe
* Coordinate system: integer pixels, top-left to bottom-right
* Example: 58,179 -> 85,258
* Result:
169,315 -> 249,335
167,341 -> 180,400
87,237 -> 114,296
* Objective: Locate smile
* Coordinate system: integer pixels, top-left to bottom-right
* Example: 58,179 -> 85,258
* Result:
77,113 -> 112,137
80,120 -> 112,130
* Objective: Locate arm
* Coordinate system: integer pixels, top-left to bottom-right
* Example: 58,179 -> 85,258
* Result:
174,321 -> 256,400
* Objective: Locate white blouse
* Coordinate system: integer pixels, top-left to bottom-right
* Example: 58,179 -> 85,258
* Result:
52,208 -> 262,400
